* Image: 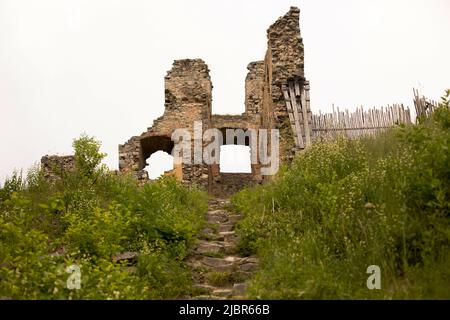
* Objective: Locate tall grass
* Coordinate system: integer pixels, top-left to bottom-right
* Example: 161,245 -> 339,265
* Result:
0,135 -> 208,299
232,96 -> 450,299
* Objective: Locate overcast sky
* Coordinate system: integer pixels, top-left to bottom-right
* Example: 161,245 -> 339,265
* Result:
1,0 -> 449,183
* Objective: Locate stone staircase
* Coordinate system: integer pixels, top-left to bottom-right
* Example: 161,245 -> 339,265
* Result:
187,198 -> 258,299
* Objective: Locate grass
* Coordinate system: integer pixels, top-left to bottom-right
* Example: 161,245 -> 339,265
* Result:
205,271 -> 246,287
2,92 -> 449,300
231,94 -> 450,299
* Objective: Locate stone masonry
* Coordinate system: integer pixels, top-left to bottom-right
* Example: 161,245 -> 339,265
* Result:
118,7 -> 309,193
41,155 -> 76,181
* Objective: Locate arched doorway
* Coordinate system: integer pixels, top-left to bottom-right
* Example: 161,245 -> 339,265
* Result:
139,135 -> 175,180
143,150 -> 174,179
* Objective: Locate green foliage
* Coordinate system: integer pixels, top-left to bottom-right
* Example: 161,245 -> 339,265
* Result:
0,171 -> 24,204
134,178 -> 208,247
136,248 -> 193,299
72,133 -> 107,180
0,135 -> 208,299
0,216 -> 54,299
232,94 -> 450,299
63,204 -> 137,258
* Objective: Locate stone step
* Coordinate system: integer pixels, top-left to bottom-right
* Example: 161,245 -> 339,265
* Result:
200,233 -> 225,242
200,227 -> 216,237
195,240 -> 224,255
207,209 -> 228,215
200,231 -> 240,242
223,256 -> 246,263
220,231 -> 240,243
218,224 -> 234,232
206,211 -> 229,223
219,231 -> 235,236
188,198 -> 256,300
193,283 -> 216,293
192,295 -> 225,300
223,243 -> 237,254
201,256 -> 248,269
239,262 -> 258,272
212,288 -> 233,298
201,257 -> 240,272
201,257 -> 236,271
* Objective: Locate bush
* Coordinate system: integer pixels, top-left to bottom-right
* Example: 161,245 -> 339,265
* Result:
0,135 -> 208,299
72,134 -> 107,180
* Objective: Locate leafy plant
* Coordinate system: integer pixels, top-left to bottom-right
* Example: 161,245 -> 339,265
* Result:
0,134 -> 208,299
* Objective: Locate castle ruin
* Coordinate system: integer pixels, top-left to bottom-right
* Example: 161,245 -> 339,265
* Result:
118,7 -> 312,195
40,7 -> 412,195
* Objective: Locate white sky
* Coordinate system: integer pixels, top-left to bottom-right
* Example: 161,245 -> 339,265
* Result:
219,145 -> 252,173
144,150 -> 174,179
0,0 -> 449,183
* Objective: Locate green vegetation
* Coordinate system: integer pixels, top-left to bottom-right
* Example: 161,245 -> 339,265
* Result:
232,91 -> 450,299
2,92 -> 449,300
0,134 -> 208,299
205,271 -> 246,287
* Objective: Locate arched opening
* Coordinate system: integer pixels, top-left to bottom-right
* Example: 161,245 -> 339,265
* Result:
219,145 -> 252,173
143,150 -> 174,179
139,135 -> 175,179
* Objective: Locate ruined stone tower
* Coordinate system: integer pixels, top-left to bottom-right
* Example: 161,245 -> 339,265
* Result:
119,7 -> 311,194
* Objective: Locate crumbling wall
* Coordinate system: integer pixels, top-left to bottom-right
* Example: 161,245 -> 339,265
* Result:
40,7 -> 306,194
117,7 -> 307,192
266,7 -> 304,88
211,114 -> 259,130
209,114 -> 262,184
41,155 -> 75,181
118,59 -> 212,187
263,6 -> 306,162
118,136 -> 141,172
209,173 -> 257,198
245,61 -> 265,116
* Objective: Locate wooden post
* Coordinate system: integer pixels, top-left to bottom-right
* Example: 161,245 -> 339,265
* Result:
288,82 -> 305,149
301,82 -> 311,147
283,85 -> 298,146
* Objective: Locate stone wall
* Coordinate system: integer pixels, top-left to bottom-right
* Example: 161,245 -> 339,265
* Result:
245,61 -> 265,116
39,7 -> 307,194
209,173 -> 259,198
211,114 -> 259,131
264,6 -> 306,163
118,58 -> 212,188
41,155 -> 75,181
117,7 -> 308,193
266,7 -> 305,88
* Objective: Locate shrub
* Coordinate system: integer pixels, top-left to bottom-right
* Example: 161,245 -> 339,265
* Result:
0,135 -> 208,299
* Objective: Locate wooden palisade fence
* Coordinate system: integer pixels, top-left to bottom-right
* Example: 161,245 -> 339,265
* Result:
413,88 -> 438,119
281,84 -> 441,147
311,104 -> 412,140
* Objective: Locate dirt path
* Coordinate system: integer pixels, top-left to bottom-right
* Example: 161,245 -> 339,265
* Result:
187,198 -> 258,299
